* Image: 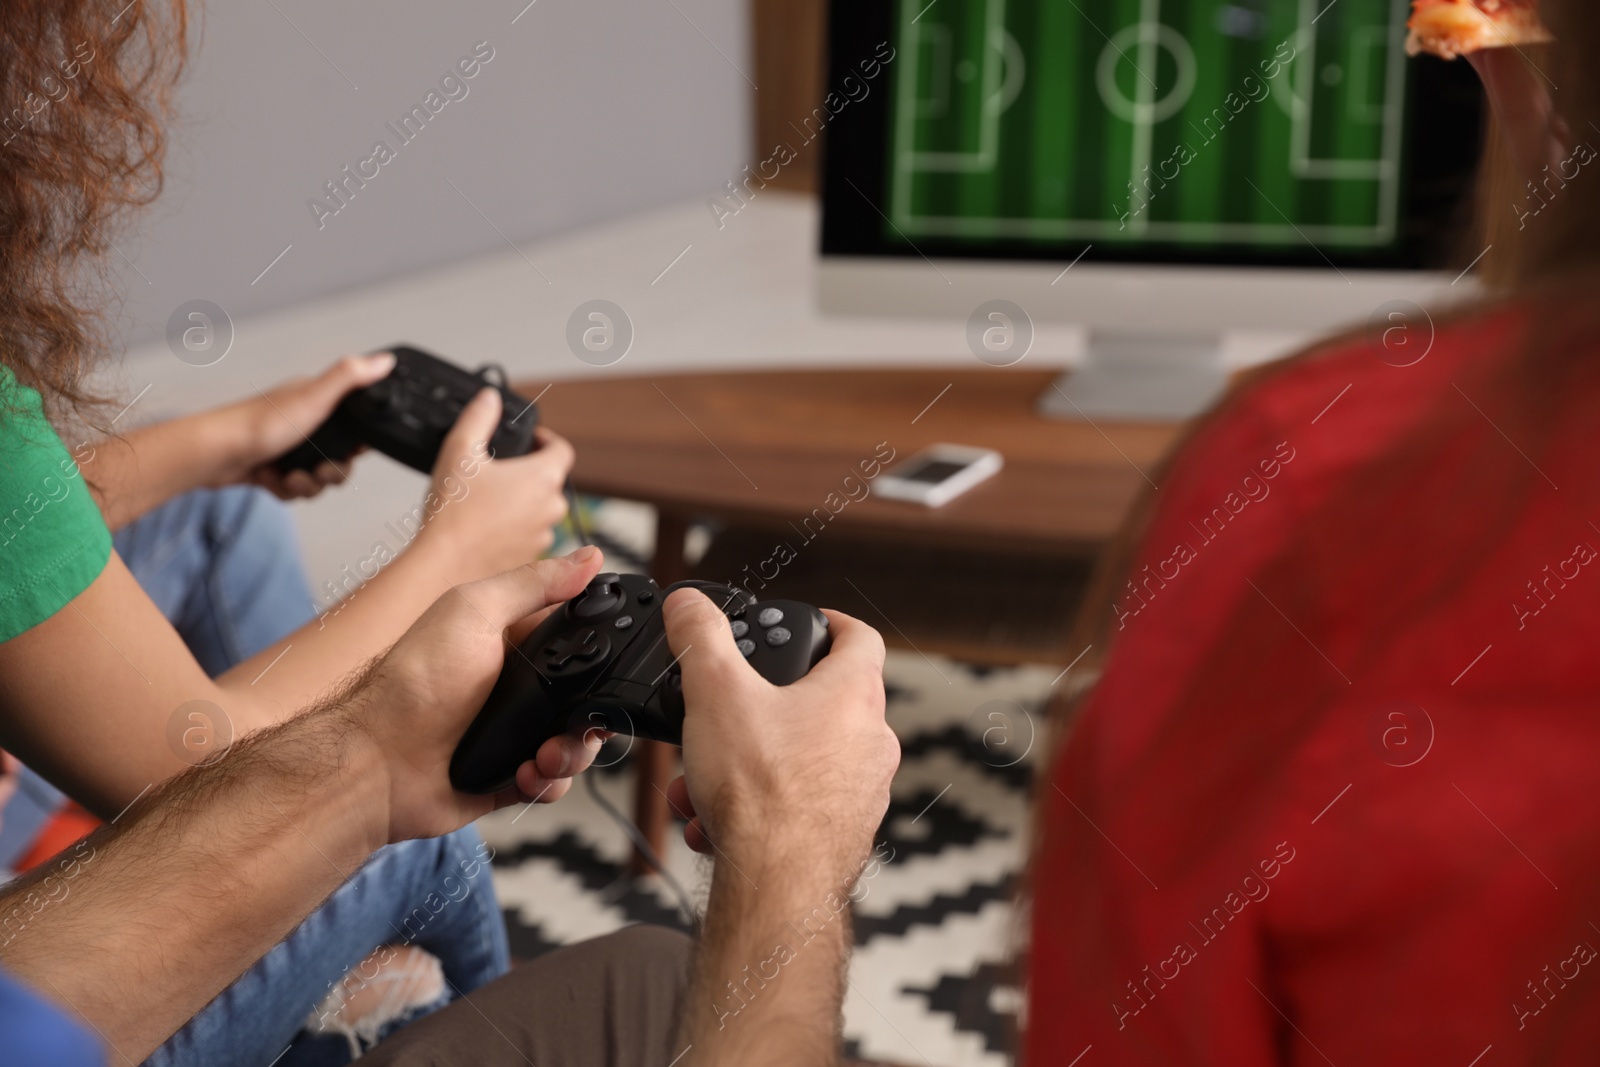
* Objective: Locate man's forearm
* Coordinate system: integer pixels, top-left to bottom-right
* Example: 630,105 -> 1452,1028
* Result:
682,846 -> 878,1066
0,694 -> 389,1061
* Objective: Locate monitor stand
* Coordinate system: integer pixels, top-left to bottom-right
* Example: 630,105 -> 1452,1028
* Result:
1036,333 -> 1231,423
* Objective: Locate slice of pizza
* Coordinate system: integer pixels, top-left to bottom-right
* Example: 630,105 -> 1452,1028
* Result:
1406,0 -> 1552,59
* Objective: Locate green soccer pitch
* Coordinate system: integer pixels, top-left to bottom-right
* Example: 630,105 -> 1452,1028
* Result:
886,0 -> 1411,249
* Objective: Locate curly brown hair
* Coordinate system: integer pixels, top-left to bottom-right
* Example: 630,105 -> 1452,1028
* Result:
0,0 -> 187,426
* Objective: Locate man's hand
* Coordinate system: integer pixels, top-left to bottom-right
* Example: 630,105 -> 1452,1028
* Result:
0,551 -> 614,1059
662,589 -> 898,871
661,590 -> 896,1066
346,546 -> 608,844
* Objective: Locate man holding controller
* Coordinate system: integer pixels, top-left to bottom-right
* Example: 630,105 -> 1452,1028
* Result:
0,547 -> 900,1065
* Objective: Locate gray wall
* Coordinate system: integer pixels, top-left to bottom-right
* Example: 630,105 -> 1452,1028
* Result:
114,0 -> 751,347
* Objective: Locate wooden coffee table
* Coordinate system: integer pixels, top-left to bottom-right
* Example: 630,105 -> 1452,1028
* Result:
527,367 -> 1184,868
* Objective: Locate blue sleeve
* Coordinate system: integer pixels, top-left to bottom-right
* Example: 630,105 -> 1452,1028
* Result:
0,966 -> 103,1065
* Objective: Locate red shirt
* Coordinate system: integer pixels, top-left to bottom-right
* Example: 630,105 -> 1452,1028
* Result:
1028,304 -> 1600,1064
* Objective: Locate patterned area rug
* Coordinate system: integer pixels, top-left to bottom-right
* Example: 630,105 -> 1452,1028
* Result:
476,646 -> 1056,1067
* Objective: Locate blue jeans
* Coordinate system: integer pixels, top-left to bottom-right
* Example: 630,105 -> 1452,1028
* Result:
150,829 -> 507,1067
106,486 -> 509,1067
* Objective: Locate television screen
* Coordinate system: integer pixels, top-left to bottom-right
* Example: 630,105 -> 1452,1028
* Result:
823,0 -> 1485,270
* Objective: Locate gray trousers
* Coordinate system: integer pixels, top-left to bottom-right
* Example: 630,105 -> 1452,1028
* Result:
360,926 -> 693,1066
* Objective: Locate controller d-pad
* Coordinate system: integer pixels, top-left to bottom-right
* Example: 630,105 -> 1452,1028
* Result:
541,628 -> 611,671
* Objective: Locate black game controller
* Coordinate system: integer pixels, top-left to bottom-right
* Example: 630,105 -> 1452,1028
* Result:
274,344 -> 538,475
449,573 -> 832,795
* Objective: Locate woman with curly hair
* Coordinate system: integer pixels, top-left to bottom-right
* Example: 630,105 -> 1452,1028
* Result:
0,3 -> 585,1065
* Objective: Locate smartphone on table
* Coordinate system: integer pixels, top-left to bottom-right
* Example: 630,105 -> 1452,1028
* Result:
874,444 -> 1003,508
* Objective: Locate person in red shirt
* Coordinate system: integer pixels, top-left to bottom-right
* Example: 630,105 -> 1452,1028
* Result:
1027,3 -> 1600,1063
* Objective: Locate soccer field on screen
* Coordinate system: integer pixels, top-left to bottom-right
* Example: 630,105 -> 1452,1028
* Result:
886,0 -> 1411,249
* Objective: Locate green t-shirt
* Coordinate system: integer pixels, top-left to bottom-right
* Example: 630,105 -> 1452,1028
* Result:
0,369 -> 112,643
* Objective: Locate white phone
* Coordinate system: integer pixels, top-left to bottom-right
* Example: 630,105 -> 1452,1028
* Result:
874,444 -> 1004,508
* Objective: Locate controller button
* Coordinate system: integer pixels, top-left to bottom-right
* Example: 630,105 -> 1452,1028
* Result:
737,638 -> 757,658
668,672 -> 682,691
637,589 -> 655,605
614,615 -> 634,630
730,619 -> 749,638
757,607 -> 784,628
765,626 -> 792,648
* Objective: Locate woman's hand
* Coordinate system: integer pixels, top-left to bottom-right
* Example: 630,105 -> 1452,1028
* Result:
83,352 -> 397,528
412,387 -> 577,582
233,352 -> 398,500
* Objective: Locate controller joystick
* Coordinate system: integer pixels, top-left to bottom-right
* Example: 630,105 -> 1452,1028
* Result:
273,344 -> 538,476
571,573 -> 626,618
449,575 -> 831,795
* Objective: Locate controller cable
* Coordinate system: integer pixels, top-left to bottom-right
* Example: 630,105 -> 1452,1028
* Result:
583,770 -> 699,929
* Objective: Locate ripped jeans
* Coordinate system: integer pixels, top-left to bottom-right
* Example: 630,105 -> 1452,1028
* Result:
110,486 -> 510,1067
